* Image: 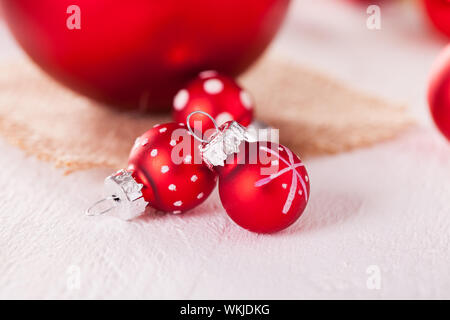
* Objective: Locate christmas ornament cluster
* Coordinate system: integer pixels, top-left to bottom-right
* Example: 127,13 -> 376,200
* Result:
88,72 -> 310,234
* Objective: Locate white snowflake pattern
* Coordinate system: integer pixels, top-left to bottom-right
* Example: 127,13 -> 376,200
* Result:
255,146 -> 308,214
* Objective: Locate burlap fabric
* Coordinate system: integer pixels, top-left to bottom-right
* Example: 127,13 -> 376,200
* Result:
0,55 -> 414,173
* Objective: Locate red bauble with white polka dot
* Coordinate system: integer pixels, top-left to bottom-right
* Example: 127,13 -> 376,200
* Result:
127,122 -> 217,214
86,122 -> 217,219
201,121 -> 310,233
172,71 -> 254,135
428,45 -> 450,141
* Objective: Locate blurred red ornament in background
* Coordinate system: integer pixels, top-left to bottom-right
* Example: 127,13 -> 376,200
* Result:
0,0 -> 290,112
173,71 -> 254,134
423,0 -> 450,38
428,45 -> 450,141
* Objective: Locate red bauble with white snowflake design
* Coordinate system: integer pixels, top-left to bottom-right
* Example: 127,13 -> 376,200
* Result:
173,71 -> 254,134
200,121 -> 309,233
127,122 -> 217,214
217,141 -> 309,233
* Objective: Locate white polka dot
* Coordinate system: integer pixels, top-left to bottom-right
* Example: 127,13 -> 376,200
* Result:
133,138 -> 140,149
170,139 -> 176,146
197,192 -> 204,199
173,210 -> 181,214
298,190 -> 303,196
191,175 -> 198,182
282,184 -> 287,189
184,155 -> 192,164
278,147 -> 284,152
168,184 -> 176,191
161,165 -> 169,173
173,89 -> 189,111
305,176 -> 309,182
203,79 -> 223,94
215,112 -> 233,126
159,127 -> 167,133
141,138 -> 149,146
179,123 -> 185,126
153,123 -> 160,128
271,160 -> 279,166
150,149 -> 158,157
199,70 -> 218,79
240,91 -> 253,109
173,201 -> 183,207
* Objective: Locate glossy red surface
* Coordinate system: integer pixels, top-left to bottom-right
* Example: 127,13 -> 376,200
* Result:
217,141 -> 310,233
423,0 -> 450,38
428,45 -> 450,141
0,0 -> 290,111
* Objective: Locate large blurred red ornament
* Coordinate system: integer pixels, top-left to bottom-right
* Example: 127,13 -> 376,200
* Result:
173,71 -> 254,134
423,0 -> 450,38
428,45 -> 450,141
201,121 -> 310,233
127,123 -> 217,213
0,0 -> 290,111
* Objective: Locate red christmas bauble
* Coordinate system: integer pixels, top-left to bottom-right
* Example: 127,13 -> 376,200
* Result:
423,0 -> 450,38
428,45 -> 450,141
173,71 -> 254,134
216,140 -> 310,233
127,122 -> 217,213
0,0 -> 290,111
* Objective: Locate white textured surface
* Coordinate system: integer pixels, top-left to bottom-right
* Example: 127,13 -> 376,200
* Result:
1,0 -> 450,299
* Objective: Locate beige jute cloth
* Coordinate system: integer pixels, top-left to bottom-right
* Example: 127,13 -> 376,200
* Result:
0,55 -> 414,173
